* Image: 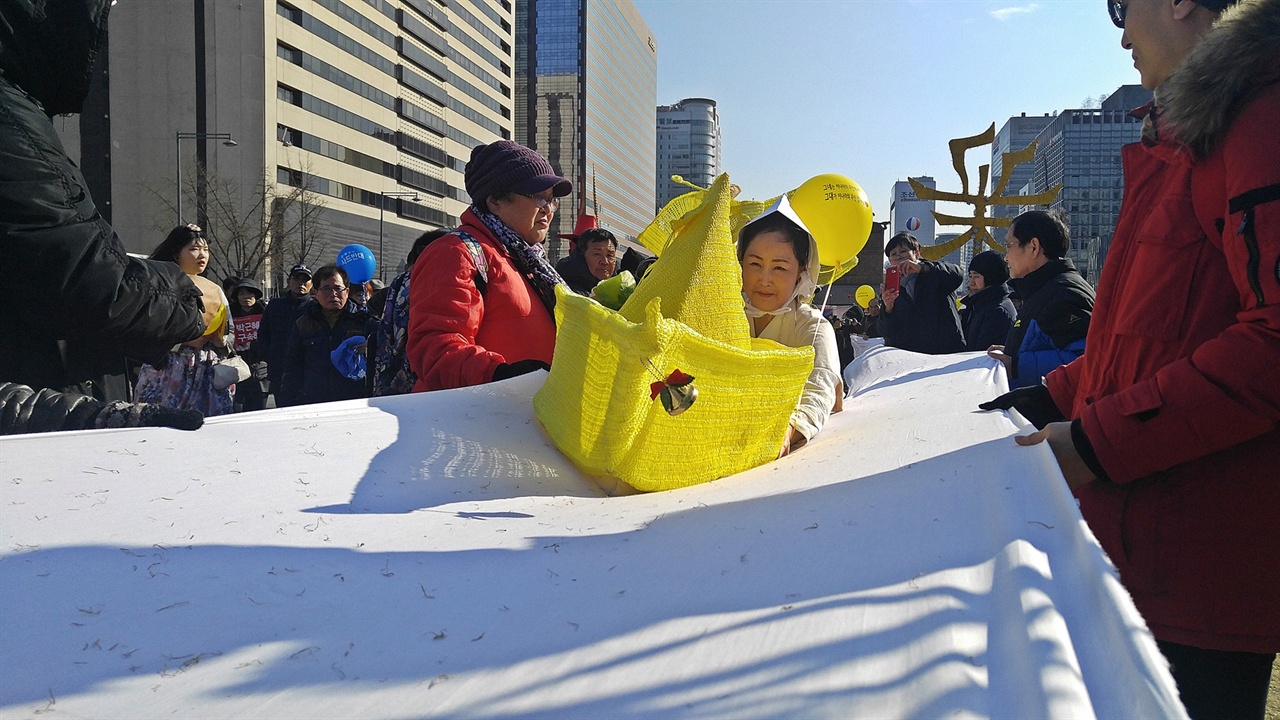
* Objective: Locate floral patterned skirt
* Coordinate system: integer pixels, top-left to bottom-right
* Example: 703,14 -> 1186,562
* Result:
135,346 -> 234,417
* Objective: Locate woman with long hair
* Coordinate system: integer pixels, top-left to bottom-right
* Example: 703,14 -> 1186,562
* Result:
133,224 -> 235,416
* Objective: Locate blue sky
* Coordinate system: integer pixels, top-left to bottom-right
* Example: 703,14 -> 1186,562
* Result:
631,0 -> 1140,221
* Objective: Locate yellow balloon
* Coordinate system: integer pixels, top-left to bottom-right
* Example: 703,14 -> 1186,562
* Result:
855,285 -> 876,309
788,173 -> 874,282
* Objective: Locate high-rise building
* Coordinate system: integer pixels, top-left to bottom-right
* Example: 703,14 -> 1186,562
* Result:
889,178 -> 936,246
54,0 -> 514,286
990,113 -> 1055,247
934,232 -> 972,272
655,98 -> 722,212
1021,85 -> 1152,275
515,0 -> 656,258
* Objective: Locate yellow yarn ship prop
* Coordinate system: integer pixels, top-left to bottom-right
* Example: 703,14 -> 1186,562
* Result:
536,174 -> 825,492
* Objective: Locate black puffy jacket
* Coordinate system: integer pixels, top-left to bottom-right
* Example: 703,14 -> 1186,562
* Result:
0,0 -> 205,401
879,261 -> 967,355
960,282 -> 1017,352
278,298 -> 369,406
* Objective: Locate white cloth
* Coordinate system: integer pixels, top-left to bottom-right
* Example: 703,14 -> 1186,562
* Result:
749,300 -> 841,441
0,358 -> 1185,718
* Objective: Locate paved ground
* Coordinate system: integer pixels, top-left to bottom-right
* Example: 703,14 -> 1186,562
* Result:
1267,656 -> 1279,720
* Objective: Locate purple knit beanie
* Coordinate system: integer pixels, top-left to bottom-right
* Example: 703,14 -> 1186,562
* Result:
465,141 -> 572,207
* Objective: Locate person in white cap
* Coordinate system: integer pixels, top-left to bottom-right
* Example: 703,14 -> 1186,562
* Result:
738,197 -> 841,457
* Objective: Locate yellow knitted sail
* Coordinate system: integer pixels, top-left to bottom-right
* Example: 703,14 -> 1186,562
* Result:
534,174 -> 814,492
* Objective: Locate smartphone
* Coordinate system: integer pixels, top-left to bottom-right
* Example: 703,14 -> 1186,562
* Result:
884,267 -> 901,293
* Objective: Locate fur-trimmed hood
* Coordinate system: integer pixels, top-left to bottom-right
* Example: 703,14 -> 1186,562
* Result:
1157,0 -> 1280,159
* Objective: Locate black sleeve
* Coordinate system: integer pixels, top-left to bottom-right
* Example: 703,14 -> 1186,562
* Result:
278,319 -> 306,406
0,80 -> 205,354
924,261 -> 965,295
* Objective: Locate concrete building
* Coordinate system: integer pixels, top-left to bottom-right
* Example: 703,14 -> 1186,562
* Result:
989,113 -> 1055,247
655,98 -> 722,212
1020,85 -> 1152,275
515,0 -> 656,258
54,0 -> 514,287
889,178 -> 936,246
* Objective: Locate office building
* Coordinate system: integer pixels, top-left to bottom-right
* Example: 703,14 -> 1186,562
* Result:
656,98 -> 722,212
990,113 -> 1055,247
935,232 -> 972,272
1021,85 -> 1152,274
515,0 -> 656,258
889,178 -> 936,246
55,0 -> 513,286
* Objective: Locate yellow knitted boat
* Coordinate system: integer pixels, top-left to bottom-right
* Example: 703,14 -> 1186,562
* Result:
533,174 -> 813,492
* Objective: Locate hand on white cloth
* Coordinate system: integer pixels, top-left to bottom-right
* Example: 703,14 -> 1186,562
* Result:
986,345 -> 1013,377
1015,421 -> 1097,489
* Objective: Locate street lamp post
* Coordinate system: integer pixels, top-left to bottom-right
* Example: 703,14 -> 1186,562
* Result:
379,191 -> 420,281
175,132 -> 237,224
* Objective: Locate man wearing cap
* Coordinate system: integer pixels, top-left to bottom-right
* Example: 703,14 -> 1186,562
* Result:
985,1 -> 1279,714
253,264 -> 313,404
554,214 -> 611,295
556,226 -> 619,296
407,141 -> 572,391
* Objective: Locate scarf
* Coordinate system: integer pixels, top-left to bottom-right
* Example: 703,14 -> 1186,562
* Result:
473,206 -> 566,314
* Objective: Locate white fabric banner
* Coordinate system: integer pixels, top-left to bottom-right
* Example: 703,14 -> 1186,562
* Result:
0,347 -> 1184,718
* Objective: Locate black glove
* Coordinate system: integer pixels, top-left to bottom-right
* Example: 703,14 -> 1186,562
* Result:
978,383 -> 1065,430
491,359 -> 550,382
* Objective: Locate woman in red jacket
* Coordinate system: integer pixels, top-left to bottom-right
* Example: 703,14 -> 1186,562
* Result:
407,141 -> 571,391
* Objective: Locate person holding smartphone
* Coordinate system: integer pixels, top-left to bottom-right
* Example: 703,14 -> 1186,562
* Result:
878,232 -> 966,354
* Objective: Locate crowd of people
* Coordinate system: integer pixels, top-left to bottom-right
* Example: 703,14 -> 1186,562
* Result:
1,0 -> 1276,717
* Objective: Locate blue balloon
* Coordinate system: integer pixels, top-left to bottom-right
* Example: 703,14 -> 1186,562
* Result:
336,244 -> 377,283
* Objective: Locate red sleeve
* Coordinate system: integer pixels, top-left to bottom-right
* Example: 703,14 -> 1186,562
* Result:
1081,94 -> 1280,483
406,236 -> 505,390
1045,355 -> 1083,417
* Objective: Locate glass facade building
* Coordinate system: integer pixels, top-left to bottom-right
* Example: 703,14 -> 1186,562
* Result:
1020,85 -> 1151,276
655,98 -> 722,212
515,0 -> 656,257
990,113 -> 1054,247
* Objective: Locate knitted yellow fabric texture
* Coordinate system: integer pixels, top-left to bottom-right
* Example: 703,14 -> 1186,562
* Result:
534,174 -> 813,492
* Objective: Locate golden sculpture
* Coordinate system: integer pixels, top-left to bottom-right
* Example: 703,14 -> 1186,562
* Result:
911,123 -> 1062,260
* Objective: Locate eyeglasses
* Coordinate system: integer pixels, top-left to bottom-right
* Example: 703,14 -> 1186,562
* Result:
316,284 -> 349,295
520,193 -> 560,211
1108,0 -> 1126,28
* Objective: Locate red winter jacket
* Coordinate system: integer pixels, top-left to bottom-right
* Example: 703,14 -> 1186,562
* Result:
406,209 -> 555,391
1046,0 -> 1280,654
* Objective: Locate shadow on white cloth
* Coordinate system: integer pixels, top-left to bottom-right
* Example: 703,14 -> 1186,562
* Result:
0,350 -> 1184,719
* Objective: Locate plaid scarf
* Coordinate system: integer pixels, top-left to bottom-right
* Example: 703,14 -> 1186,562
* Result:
473,205 -> 567,314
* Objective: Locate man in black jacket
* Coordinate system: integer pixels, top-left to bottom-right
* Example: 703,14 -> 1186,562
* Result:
878,232 -> 966,354
253,264 -> 312,404
988,210 -> 1094,389
278,266 -> 369,406
0,0 -> 205,401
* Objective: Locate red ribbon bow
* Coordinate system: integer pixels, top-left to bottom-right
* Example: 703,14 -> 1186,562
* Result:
649,369 -> 694,400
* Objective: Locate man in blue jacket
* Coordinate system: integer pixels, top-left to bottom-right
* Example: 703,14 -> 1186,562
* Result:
878,232 -> 966,354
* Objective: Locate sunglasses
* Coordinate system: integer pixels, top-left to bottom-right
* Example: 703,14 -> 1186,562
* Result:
1108,0 -> 1126,28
